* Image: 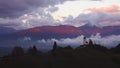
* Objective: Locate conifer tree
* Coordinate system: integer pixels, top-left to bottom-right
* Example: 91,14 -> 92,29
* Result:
11,46 -> 24,56
28,45 -> 37,55
52,41 -> 57,51
89,39 -> 93,45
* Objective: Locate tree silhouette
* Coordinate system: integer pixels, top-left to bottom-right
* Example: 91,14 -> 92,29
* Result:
64,45 -> 73,50
28,45 -> 38,55
1,43 -> 120,68
11,46 -> 24,56
88,39 -> 94,46
111,43 -> 120,53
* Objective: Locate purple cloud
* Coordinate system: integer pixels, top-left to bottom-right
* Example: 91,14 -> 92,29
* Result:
0,0 -> 66,18
65,11 -> 120,27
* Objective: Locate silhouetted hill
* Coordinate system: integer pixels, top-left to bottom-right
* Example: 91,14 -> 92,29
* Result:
1,43 -> 120,68
111,44 -> 120,53
0,47 -> 12,57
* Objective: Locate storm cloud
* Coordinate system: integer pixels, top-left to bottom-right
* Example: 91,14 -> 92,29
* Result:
0,0 -> 66,18
0,6 -> 61,30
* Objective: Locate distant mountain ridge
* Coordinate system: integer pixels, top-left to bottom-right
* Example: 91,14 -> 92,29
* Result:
16,25 -> 84,35
0,25 -> 120,40
0,27 -> 17,35
80,24 -> 120,36
16,25 -> 120,37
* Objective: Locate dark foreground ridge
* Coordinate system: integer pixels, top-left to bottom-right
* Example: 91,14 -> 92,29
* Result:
1,40 -> 120,68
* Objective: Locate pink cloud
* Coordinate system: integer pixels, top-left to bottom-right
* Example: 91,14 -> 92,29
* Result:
86,5 -> 120,14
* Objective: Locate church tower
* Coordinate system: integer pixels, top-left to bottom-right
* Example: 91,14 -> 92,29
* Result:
83,37 -> 88,46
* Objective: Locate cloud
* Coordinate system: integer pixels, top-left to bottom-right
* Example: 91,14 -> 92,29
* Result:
18,7 -> 61,29
0,0 -> 66,30
2,9 -> 120,30
1,0 -> 102,18
46,6 -> 59,13
0,17 -> 32,30
18,37 -> 31,42
65,9 -> 120,27
36,34 -> 120,48
1,1 -> 120,30
36,35 -> 84,47
0,0 -> 67,18
86,5 -> 120,14
0,18 -> 21,28
23,37 -> 31,41
64,5 -> 120,27
90,33 -> 120,47
0,7 -> 61,30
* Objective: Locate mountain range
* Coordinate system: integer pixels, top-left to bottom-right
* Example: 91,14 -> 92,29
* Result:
0,24 -> 120,40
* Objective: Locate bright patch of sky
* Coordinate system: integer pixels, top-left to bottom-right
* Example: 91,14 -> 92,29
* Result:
51,0 -> 120,21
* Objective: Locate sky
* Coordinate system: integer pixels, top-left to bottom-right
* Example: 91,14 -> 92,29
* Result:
0,0 -> 120,30
0,0 -> 120,48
